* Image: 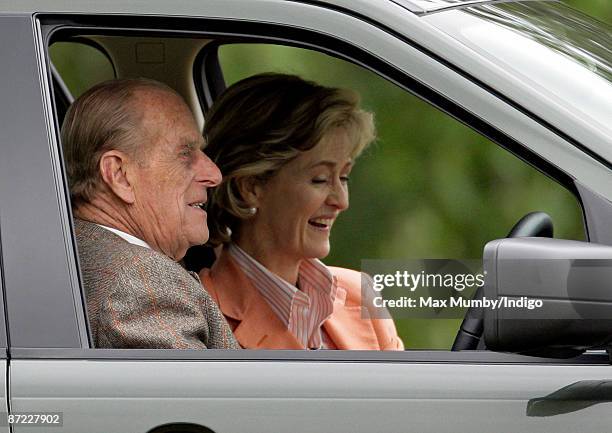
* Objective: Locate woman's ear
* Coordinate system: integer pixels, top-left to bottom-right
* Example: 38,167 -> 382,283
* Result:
236,176 -> 263,208
99,150 -> 136,204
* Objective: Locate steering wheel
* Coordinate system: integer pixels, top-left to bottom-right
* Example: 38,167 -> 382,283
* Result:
451,211 -> 554,351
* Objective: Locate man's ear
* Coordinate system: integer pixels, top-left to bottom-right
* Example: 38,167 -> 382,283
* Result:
235,176 -> 263,208
99,150 -> 136,204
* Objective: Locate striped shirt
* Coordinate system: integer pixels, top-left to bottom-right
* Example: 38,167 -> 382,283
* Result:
228,243 -> 338,349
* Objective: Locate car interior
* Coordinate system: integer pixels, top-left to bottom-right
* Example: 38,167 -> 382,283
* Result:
47,28 -> 588,352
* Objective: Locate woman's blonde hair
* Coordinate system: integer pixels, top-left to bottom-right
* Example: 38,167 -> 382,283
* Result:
205,73 -> 375,245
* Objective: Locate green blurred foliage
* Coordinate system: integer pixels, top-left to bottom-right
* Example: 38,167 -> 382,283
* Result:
563,0 -> 611,23
50,0 -> 610,349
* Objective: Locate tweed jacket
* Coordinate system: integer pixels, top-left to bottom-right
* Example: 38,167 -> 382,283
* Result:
200,248 -> 404,350
75,219 -> 239,349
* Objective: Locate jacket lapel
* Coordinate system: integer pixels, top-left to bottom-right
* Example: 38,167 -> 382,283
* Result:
203,250 -> 303,350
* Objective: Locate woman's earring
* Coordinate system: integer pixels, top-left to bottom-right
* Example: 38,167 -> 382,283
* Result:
248,207 -> 257,215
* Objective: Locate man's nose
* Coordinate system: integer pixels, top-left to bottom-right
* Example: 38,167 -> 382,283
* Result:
195,150 -> 222,187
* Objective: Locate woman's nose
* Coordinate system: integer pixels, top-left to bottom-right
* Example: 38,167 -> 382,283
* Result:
327,181 -> 349,210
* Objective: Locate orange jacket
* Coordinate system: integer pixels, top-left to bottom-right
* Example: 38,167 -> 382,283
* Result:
199,249 -> 404,350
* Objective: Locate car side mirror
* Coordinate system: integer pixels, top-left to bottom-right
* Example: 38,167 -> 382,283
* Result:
483,237 -> 612,358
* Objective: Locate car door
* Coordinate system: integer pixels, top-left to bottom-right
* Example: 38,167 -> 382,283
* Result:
2,2 -> 612,433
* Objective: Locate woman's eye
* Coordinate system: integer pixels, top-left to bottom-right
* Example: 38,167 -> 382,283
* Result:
312,178 -> 327,184
340,176 -> 350,183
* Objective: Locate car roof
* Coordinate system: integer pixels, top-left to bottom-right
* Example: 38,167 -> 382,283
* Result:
0,0 -> 524,15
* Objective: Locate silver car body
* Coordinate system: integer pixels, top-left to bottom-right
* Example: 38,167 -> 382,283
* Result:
0,0 -> 611,432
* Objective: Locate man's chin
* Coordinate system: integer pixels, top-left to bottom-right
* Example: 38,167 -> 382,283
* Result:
189,231 -> 210,248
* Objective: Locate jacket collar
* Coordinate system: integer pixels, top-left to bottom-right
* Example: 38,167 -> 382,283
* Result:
203,248 -> 380,350
205,249 -> 304,349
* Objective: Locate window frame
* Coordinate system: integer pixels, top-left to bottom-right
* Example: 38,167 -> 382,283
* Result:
34,13 -> 604,365
49,37 -> 117,125
0,224 -> 9,353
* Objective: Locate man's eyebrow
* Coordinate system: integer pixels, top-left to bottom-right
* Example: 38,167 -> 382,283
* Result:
182,139 -> 205,150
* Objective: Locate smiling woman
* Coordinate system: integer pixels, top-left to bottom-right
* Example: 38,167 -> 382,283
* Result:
200,73 -> 404,350
236,127 -> 354,281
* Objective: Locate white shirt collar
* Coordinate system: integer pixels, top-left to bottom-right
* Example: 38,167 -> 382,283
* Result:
228,243 -> 336,349
95,224 -> 152,250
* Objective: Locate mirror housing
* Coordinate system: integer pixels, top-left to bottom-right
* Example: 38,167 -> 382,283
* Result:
483,238 -> 612,358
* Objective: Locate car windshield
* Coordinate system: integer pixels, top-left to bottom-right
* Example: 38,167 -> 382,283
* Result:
466,1 -> 611,81
433,1 -> 612,137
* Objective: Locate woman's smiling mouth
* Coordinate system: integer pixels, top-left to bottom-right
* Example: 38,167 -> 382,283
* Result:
308,217 -> 334,231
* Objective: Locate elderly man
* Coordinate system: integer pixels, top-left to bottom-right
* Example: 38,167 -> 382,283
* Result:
62,78 -> 238,349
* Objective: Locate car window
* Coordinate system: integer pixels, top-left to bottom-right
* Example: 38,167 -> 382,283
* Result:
47,29 -> 586,354
212,43 -> 585,349
49,41 -> 115,98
